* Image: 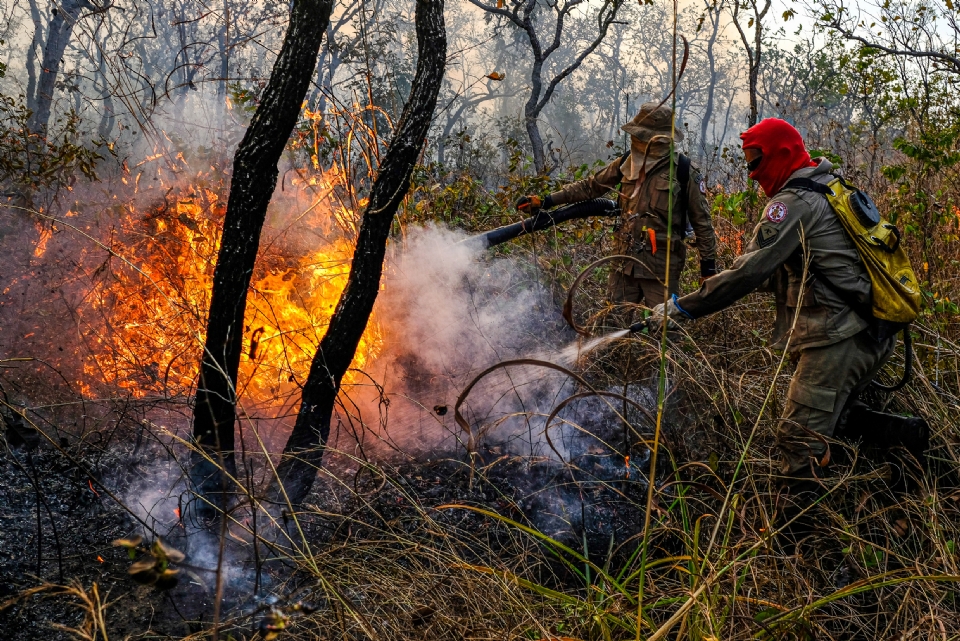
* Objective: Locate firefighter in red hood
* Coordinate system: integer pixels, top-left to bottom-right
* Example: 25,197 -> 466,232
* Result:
648,118 -> 927,489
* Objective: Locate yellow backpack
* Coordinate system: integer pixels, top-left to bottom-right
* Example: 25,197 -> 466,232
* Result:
785,175 -> 921,325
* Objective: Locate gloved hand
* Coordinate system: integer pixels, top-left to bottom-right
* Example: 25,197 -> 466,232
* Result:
515,195 -> 541,213
515,194 -> 555,213
647,296 -> 692,333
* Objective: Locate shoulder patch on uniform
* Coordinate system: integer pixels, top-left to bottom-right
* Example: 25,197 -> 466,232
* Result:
765,201 -> 788,224
757,225 -> 779,248
699,179 -> 707,194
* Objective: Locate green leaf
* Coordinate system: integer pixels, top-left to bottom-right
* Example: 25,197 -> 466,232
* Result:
755,607 -> 780,622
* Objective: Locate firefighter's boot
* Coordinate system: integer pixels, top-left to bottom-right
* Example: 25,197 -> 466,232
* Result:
839,404 -> 929,470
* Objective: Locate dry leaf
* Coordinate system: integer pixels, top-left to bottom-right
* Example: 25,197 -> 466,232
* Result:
153,539 -> 186,563
155,568 -> 180,590
893,518 -> 910,537
129,557 -> 159,585
485,72 -> 504,81
112,535 -> 143,549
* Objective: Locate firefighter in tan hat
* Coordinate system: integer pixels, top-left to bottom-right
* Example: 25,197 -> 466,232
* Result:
516,101 -> 718,306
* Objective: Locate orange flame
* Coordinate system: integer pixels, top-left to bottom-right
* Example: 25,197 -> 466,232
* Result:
34,225 -> 53,257
76,165 -> 382,406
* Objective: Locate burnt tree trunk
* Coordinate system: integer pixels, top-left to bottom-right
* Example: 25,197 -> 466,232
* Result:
270,0 -> 447,508
28,0 -> 93,135
191,0 -> 334,513
25,0 -> 44,117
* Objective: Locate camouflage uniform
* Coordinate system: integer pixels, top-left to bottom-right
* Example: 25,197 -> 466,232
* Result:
676,159 -> 895,475
547,104 -> 718,306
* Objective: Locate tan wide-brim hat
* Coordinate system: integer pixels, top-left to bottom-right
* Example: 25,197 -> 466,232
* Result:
621,101 -> 684,142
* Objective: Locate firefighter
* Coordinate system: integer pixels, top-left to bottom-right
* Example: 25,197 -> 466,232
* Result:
516,101 -> 718,306
648,118 -> 928,487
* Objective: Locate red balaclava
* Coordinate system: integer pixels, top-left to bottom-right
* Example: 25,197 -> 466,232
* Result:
740,119 -> 816,197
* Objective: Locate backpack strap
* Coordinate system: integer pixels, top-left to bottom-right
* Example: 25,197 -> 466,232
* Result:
782,177 -> 833,194
783,175 -> 909,342
616,152 -> 691,237
781,176 -> 876,323
677,153 -> 691,237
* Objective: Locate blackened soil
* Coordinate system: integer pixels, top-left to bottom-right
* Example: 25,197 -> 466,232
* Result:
0,417 -> 673,640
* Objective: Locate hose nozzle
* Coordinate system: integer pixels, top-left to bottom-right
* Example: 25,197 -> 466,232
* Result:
628,319 -> 648,333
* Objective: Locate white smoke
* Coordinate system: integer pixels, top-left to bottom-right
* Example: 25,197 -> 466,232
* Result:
324,224 -> 635,465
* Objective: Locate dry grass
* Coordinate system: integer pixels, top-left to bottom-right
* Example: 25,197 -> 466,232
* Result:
2,140 -> 960,640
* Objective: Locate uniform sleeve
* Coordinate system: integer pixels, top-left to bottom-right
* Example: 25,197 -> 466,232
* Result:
687,165 -> 717,272
548,159 -> 623,206
676,194 -> 805,319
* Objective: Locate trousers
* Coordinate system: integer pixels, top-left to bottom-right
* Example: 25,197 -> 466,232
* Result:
607,269 -> 678,306
778,328 -> 896,474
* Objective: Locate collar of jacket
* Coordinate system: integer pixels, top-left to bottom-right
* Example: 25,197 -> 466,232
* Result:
775,157 -> 834,196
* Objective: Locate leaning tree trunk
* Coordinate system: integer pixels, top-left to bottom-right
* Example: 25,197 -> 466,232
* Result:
191,0 -> 334,514
25,0 -> 44,117
28,0 -> 92,135
270,0 -> 447,508
525,60 -> 546,174
747,56 -> 760,127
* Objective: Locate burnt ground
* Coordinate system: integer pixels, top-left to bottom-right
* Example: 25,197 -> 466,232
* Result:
0,392 -> 691,641
1,379 -> 952,640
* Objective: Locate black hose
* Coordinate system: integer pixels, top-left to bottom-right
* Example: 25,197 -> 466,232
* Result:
467,198 -> 620,249
871,328 -> 913,393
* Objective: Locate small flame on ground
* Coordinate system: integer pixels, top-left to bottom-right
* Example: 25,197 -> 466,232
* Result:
88,480 -> 100,497
624,455 -> 630,479
34,226 -> 53,258
174,508 -> 181,520
97,556 -> 104,563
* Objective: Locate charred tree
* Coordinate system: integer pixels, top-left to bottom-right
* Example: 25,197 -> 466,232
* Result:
731,0 -> 770,127
25,0 -> 44,117
270,0 -> 447,507
27,0 -> 95,135
191,0 -> 335,512
467,0 -> 623,174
